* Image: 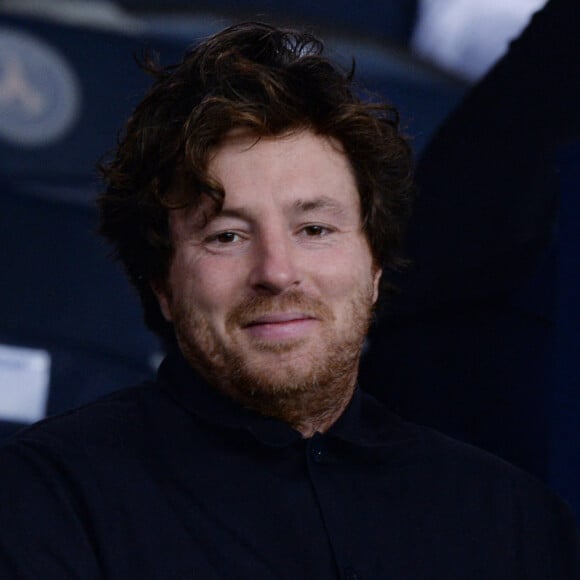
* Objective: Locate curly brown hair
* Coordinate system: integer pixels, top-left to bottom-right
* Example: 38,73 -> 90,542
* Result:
98,22 -> 414,342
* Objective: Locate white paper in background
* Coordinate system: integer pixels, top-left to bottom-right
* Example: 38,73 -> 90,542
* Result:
0,344 -> 51,423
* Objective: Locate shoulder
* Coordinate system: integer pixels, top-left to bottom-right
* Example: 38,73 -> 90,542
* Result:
0,380 -> 166,466
359,392 -> 548,492
0,384 -> 164,578
354,391 -> 573,521
358,390 -> 556,497
358,388 -> 574,514
0,380 -> 170,528
413,421 -> 545,491
399,419 -> 577,535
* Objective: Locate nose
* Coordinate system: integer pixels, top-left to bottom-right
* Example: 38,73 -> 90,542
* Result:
248,228 -> 300,294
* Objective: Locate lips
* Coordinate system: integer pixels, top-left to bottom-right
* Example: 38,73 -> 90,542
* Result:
243,312 -> 316,327
227,291 -> 331,342
241,312 -> 319,341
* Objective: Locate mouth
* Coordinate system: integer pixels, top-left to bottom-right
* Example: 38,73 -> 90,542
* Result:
242,312 -> 319,341
244,312 -> 316,326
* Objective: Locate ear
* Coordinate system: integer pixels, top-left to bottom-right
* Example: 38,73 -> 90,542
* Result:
150,279 -> 173,323
372,267 -> 382,305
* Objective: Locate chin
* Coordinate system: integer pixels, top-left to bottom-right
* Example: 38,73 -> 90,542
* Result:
248,336 -> 311,354
230,345 -> 341,396
235,365 -> 321,396
252,367 -> 312,391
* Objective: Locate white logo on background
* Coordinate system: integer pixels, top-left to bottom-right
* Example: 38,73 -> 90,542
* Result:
0,27 -> 81,146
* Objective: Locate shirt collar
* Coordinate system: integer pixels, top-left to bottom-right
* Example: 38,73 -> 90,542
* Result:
157,349 -> 418,449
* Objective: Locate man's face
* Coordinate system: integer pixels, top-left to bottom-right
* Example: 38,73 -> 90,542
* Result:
155,130 -> 381,397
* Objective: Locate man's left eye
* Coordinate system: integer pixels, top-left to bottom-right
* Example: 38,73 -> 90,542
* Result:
210,231 -> 240,244
302,225 -> 329,237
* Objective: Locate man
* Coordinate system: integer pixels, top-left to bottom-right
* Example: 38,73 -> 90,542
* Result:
0,22 -> 578,579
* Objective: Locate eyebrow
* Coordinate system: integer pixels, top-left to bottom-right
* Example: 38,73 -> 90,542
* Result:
213,207 -> 250,220
208,195 -> 348,227
291,196 -> 347,215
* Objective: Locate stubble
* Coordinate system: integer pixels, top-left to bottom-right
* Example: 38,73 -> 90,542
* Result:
173,286 -> 375,436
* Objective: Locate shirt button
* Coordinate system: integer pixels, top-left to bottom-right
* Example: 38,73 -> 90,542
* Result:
311,446 -> 323,463
343,568 -> 359,580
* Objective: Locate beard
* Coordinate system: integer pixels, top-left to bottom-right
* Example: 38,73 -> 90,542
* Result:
172,285 -> 375,433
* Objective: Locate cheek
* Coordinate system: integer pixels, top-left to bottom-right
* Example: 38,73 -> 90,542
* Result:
170,255 -> 245,317
321,243 -> 375,289
315,260 -> 375,305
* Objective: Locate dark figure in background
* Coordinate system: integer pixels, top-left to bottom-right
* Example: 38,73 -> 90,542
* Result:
0,21 -> 578,579
361,0 -> 580,523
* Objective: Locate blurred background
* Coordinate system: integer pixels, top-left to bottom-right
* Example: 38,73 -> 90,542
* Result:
0,0 -> 578,524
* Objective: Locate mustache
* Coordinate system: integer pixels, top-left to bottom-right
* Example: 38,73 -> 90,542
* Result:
226,291 -> 333,329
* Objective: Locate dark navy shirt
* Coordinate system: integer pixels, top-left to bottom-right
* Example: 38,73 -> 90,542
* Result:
1,351 -> 579,579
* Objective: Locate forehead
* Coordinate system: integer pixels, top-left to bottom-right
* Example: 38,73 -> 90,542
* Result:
206,130 -> 361,213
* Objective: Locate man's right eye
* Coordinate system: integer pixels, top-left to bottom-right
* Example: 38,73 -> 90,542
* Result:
208,231 -> 240,244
